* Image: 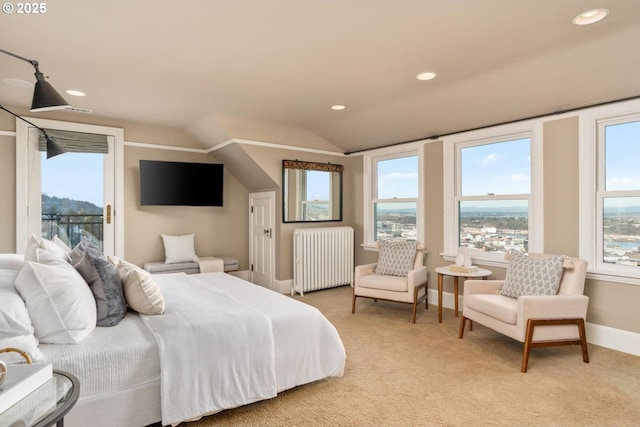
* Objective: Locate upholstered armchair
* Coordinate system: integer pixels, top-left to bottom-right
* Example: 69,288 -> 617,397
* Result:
352,240 -> 427,323
459,252 -> 589,372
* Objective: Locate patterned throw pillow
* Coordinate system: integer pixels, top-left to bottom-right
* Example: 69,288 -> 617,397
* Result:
501,251 -> 564,298
374,240 -> 417,277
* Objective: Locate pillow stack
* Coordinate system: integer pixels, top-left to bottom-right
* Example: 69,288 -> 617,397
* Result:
5,235 -> 165,358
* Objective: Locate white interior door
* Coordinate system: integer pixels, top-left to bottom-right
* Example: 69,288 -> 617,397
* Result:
249,191 -> 275,289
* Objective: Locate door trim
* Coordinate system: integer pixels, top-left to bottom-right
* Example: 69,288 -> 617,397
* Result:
249,191 -> 276,289
15,117 -> 124,256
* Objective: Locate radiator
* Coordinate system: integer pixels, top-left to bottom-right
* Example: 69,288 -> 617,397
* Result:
293,226 -> 354,295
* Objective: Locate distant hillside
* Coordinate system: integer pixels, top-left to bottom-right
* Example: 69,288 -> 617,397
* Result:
42,194 -> 102,215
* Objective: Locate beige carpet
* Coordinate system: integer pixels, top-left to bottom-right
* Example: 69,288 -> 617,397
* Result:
189,285 -> 640,426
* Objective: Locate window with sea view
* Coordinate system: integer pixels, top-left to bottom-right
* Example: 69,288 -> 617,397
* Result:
599,119 -> 640,268
443,119 -> 542,262
368,152 -> 419,242
457,137 -> 531,254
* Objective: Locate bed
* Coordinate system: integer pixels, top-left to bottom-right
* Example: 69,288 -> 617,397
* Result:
1,249 -> 346,427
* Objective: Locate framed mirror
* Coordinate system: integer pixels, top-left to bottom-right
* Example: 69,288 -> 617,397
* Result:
282,160 -> 343,223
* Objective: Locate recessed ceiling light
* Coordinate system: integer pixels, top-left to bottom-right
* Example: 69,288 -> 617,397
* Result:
572,8 -> 609,25
3,78 -> 33,88
66,89 -> 86,97
416,72 -> 437,81
331,104 -> 346,111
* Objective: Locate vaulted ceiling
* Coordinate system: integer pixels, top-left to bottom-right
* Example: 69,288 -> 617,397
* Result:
2,0 -> 639,153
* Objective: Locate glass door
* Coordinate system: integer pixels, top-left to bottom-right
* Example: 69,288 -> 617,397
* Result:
16,119 -> 123,256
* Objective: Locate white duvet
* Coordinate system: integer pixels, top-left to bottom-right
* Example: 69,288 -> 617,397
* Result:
141,272 -> 345,426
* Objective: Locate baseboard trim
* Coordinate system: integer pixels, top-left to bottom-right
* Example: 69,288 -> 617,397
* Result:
273,279 -> 293,294
585,322 -> 640,356
431,288 -> 640,356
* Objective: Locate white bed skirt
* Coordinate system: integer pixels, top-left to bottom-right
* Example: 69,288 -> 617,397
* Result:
65,380 -> 161,427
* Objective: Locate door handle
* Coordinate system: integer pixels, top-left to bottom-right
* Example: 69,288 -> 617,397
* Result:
106,205 -> 112,224
263,228 -> 272,238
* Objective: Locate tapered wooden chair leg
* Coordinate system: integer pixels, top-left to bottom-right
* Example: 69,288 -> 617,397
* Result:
351,292 -> 356,314
459,316 -> 467,339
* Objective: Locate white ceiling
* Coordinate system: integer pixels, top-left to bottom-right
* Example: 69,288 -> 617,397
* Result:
1,0 -> 639,153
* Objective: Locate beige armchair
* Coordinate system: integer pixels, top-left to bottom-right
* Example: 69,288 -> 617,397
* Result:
352,241 -> 427,323
459,254 -> 589,372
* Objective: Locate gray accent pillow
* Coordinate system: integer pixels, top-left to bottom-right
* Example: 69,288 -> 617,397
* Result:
501,251 -> 564,298
72,239 -> 127,327
375,240 -> 417,277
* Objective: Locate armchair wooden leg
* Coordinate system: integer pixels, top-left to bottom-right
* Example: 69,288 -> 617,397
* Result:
351,290 -> 356,314
411,301 -> 418,324
577,318 -> 590,364
411,285 -> 420,323
459,316 -> 467,339
522,318 -> 589,373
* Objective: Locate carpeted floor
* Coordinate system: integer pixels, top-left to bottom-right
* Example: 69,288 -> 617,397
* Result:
189,285 -> 640,426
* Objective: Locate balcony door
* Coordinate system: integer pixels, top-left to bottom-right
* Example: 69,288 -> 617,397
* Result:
16,118 -> 124,256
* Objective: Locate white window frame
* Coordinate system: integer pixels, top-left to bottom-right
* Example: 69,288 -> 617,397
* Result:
443,119 -> 543,267
579,98 -> 640,285
362,143 -> 424,249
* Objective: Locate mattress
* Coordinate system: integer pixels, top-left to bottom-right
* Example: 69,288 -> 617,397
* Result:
39,312 -> 160,401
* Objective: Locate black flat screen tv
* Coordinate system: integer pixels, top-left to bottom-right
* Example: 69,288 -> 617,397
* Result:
139,160 -> 224,206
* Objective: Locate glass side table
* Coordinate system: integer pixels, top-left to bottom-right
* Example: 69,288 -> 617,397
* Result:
0,369 -> 79,427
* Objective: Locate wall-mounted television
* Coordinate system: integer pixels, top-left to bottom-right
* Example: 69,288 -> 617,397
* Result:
139,160 -> 224,206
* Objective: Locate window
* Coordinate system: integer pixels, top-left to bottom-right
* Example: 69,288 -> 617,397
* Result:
597,117 -> 640,270
444,120 -> 542,264
364,148 -> 422,245
579,99 -> 640,283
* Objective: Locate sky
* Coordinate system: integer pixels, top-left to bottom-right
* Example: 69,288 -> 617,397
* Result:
460,137 -> 530,197
41,152 -> 104,207
305,170 -> 330,200
605,120 -> 640,191
377,155 -> 418,199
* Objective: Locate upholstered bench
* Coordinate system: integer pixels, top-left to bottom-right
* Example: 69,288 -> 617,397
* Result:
144,256 -> 239,275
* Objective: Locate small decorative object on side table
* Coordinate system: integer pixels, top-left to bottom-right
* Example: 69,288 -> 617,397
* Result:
435,265 -> 492,323
0,369 -> 79,427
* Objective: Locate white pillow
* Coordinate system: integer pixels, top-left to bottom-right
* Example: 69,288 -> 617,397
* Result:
15,261 -> 96,344
0,335 -> 45,365
0,254 -> 25,271
0,270 -> 34,338
52,235 -> 73,255
161,234 -> 199,264
24,234 -> 70,263
108,256 -> 165,315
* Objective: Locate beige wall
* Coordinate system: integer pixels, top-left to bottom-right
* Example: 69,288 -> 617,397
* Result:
0,135 -> 17,253
415,116 -> 640,334
240,144 -> 361,280
350,116 -> 640,335
423,141 -> 448,288
0,110 -> 248,269
2,106 -> 639,335
123,145 -> 248,267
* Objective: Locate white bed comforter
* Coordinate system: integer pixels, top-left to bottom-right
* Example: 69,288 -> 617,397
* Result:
141,272 -> 345,426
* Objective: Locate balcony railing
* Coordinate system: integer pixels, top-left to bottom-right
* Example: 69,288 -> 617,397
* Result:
41,213 -> 103,250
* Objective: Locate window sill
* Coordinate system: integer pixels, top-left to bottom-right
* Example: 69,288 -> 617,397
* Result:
586,270 -> 640,286
362,243 -> 379,252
